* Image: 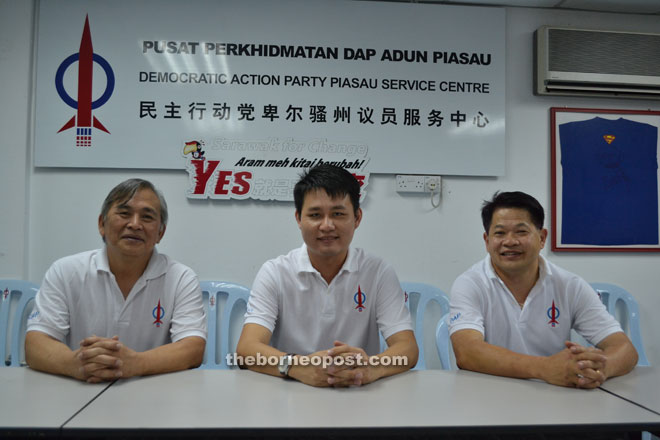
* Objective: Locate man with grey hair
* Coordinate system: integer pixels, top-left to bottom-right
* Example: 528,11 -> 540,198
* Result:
26,178 -> 206,382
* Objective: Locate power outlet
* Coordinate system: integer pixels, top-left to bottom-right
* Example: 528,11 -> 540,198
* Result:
396,175 -> 425,192
425,176 -> 441,193
396,175 -> 441,193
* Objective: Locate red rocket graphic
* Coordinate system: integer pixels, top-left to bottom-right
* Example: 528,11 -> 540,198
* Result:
57,16 -> 109,147
153,299 -> 164,327
354,285 -> 366,312
547,300 -> 560,327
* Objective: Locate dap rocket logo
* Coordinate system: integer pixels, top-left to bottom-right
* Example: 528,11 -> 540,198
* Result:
152,299 -> 165,328
547,300 -> 560,327
354,285 -> 367,312
55,15 -> 114,148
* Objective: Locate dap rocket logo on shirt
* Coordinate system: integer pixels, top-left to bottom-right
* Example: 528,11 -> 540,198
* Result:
55,15 -> 114,148
547,300 -> 560,327
152,299 -> 165,327
354,285 -> 367,312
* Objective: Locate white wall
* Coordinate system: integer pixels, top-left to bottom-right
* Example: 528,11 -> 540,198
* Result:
0,0 -> 33,279
2,1 -> 659,365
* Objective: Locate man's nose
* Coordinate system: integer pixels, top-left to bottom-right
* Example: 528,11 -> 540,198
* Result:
127,213 -> 143,229
502,233 -> 519,245
320,215 -> 335,230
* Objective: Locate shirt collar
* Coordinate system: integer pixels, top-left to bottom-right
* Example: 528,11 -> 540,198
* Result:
96,246 -> 166,280
538,254 -> 551,281
485,253 -> 550,283
297,243 -> 358,275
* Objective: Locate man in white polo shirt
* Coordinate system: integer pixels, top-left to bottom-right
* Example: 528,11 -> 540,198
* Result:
237,164 -> 417,387
26,178 -> 206,383
449,191 -> 637,388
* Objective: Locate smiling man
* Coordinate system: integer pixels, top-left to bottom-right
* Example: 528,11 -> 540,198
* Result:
26,178 -> 206,382
237,164 -> 417,387
449,191 -> 637,388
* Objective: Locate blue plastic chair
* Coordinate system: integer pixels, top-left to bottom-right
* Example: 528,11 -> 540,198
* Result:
198,281 -> 250,369
380,282 -> 450,370
590,282 -> 649,367
0,280 -> 39,367
435,313 -> 453,370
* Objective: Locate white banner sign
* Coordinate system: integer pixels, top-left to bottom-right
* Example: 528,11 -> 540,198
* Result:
35,0 -> 505,199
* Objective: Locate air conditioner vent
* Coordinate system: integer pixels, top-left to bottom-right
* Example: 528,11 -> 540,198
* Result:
535,26 -> 660,99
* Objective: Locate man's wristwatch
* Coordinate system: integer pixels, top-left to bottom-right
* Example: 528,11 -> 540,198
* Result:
278,353 -> 296,377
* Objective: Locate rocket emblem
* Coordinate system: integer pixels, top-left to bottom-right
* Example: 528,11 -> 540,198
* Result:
354,285 -> 367,312
152,299 -> 165,327
55,15 -> 114,147
547,300 -> 560,327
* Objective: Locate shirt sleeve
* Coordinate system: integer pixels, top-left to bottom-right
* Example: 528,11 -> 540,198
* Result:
448,274 -> 486,336
375,262 -> 413,340
243,261 -> 280,333
26,260 -> 71,342
170,268 -> 207,342
571,279 -> 622,346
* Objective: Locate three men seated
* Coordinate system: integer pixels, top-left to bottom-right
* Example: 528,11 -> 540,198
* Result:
24,174 -> 638,390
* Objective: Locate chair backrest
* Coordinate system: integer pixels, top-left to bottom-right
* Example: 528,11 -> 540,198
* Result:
0,280 -> 39,367
435,313 -> 453,370
396,282 -> 450,370
199,281 -> 250,369
590,282 -> 649,367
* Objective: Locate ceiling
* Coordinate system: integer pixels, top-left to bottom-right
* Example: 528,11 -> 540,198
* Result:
375,0 -> 660,14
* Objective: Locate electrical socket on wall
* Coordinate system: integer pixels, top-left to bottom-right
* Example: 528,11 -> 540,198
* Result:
425,176 -> 441,193
396,175 -> 442,193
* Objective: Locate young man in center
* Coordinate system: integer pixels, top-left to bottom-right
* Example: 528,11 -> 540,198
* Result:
237,164 -> 417,387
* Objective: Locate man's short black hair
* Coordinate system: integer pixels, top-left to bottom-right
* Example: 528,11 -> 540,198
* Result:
294,163 -> 360,214
481,191 -> 544,232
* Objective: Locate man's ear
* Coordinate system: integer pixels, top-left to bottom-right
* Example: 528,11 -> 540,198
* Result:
539,228 -> 548,249
157,223 -> 167,243
295,210 -> 302,228
354,208 -> 363,229
98,215 -> 105,241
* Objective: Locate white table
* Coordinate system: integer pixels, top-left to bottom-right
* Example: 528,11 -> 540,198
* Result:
63,369 -> 660,436
0,367 -> 108,432
600,367 -> 660,416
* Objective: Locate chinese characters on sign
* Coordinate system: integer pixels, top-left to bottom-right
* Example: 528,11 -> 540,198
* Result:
35,0 -> 505,200
139,100 -> 492,130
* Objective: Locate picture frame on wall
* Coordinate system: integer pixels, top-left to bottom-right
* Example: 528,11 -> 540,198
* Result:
551,107 -> 660,252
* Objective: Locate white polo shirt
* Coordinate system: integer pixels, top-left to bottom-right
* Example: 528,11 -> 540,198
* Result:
448,255 -> 621,356
27,248 -> 206,352
244,244 -> 412,355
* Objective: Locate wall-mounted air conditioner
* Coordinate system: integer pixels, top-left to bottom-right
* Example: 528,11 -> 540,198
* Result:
535,26 -> 660,100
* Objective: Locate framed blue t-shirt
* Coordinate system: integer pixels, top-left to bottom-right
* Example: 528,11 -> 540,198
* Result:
559,117 -> 658,246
